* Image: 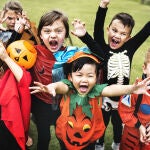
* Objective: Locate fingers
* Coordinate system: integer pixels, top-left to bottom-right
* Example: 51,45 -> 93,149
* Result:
0,11 -> 7,31
15,12 -> 30,32
51,89 -> 56,97
71,18 -> 86,37
72,19 -> 85,26
29,81 -> 56,97
0,42 -> 7,60
29,81 -> 45,94
30,89 -> 41,94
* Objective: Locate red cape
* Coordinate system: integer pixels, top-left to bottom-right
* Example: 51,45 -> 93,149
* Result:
0,69 -> 31,150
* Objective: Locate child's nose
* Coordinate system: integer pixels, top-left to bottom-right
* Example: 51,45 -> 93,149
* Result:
50,31 -> 56,38
115,33 -> 121,38
81,77 -> 88,82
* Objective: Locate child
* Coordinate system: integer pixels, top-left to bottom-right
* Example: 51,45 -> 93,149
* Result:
0,41 -> 31,150
30,51 -> 150,150
29,10 -> 102,150
74,0 -> 150,149
118,48 -> 150,150
0,1 -> 39,147
0,0 -> 40,46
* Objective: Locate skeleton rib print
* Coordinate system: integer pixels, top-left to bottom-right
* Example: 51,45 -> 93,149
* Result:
107,50 -> 130,84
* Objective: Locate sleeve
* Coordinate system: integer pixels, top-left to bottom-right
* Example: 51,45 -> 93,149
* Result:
94,6 -> 108,45
79,32 -> 104,60
6,31 -> 22,47
61,79 -> 74,89
118,94 -> 141,128
127,21 -> 150,56
89,84 -> 108,98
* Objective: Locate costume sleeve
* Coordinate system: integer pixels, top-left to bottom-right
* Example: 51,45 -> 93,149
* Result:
79,32 -> 104,60
118,94 -> 140,128
94,6 -> 108,45
127,21 -> 150,56
6,31 -> 22,47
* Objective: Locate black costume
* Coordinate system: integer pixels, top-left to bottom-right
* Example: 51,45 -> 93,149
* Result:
80,6 -> 150,145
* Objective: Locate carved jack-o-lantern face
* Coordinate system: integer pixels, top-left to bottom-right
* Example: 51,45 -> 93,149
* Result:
56,97 -> 105,150
7,40 -> 37,69
66,107 -> 92,147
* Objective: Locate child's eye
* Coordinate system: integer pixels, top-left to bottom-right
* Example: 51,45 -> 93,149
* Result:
112,29 -> 117,32
121,33 -> 127,36
88,75 -> 94,78
77,74 -> 82,76
8,17 -> 13,20
43,30 -> 50,34
56,29 -> 63,33
75,73 -> 82,77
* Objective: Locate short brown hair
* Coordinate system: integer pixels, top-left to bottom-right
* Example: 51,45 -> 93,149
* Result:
38,10 -> 69,39
3,0 -> 23,14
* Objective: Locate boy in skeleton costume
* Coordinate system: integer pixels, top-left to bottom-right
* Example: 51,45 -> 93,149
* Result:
72,0 -> 150,149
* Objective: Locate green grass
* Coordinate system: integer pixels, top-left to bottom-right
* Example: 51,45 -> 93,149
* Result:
0,0 -> 150,149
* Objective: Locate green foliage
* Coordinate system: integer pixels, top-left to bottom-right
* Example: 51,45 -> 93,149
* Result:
1,0 -> 150,149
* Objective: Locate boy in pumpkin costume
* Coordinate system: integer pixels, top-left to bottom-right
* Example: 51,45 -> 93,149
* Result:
30,51 -> 150,150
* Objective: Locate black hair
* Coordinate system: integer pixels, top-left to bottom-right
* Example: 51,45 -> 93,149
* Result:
64,57 -> 100,77
109,12 -> 135,34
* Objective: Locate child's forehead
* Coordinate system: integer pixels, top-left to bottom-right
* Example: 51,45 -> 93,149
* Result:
43,19 -> 65,29
145,62 -> 150,67
111,19 -> 131,32
74,64 -> 97,72
4,10 -> 18,18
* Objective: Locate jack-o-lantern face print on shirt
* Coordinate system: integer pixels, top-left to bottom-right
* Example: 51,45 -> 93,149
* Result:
56,95 -> 105,150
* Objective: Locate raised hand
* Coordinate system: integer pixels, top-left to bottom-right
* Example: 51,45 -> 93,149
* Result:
14,13 -> 26,33
0,41 -> 8,60
14,12 -> 31,33
132,77 -> 150,96
0,10 -> 7,31
100,0 -> 110,8
71,19 -> 86,37
21,11 -> 31,29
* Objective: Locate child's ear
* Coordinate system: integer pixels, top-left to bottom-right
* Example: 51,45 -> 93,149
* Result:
106,27 -> 109,34
142,64 -> 147,74
68,74 -> 72,81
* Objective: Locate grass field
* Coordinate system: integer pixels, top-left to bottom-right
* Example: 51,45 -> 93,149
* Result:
0,0 -> 150,149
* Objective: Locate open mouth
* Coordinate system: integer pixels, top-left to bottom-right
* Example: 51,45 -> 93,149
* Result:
112,38 -> 119,44
49,40 -> 58,50
79,85 -> 88,93
50,40 -> 58,46
110,38 -> 120,48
